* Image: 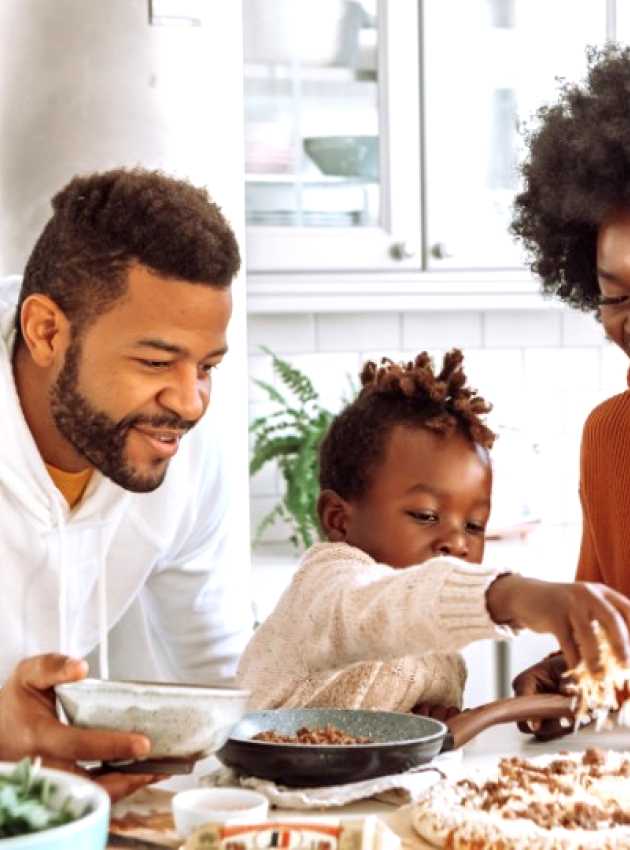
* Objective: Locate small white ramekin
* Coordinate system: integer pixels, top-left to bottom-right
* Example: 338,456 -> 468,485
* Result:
172,787 -> 269,837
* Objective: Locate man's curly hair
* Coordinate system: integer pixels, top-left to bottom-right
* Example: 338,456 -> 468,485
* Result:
15,167 -> 240,340
512,44 -> 630,313
319,349 -> 495,502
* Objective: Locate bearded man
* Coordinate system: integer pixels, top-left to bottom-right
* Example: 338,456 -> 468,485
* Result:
0,168 -> 252,798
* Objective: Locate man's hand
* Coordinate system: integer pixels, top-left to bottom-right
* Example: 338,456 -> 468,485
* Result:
0,654 -> 159,801
487,576 -> 630,671
512,653 -> 574,740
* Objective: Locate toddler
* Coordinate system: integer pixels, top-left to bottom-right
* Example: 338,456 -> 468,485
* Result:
239,350 -> 630,715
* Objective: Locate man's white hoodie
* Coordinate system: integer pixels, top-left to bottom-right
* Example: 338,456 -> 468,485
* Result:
0,277 -> 252,684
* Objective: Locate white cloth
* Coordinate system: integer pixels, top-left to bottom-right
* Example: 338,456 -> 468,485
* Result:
0,277 -> 253,684
238,542 -> 513,711
203,749 -> 462,809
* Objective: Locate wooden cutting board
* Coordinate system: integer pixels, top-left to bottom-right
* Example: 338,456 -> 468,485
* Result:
106,790 -> 435,850
108,787 -> 179,848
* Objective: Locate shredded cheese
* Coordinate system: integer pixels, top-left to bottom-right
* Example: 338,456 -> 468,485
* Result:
564,621 -> 630,729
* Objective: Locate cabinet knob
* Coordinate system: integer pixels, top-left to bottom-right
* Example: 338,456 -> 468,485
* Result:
430,241 -> 453,260
389,240 -> 416,261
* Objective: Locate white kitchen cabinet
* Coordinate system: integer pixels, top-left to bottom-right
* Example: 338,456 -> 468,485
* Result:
243,0 -> 421,274
244,0 -> 616,311
424,0 -> 608,269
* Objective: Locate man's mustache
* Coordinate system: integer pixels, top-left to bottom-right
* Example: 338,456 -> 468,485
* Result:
118,414 -> 197,433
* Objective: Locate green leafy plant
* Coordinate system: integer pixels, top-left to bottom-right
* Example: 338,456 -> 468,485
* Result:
250,347 -> 337,550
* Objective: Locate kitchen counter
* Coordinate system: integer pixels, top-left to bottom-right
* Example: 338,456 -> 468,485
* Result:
108,720 -> 630,848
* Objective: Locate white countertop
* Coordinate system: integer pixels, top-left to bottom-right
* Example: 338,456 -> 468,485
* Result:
110,720 -> 630,849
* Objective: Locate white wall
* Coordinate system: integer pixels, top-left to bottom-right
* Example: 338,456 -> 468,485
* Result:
0,0 -> 251,568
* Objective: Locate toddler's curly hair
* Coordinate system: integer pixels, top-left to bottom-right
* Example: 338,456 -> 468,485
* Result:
319,349 -> 495,501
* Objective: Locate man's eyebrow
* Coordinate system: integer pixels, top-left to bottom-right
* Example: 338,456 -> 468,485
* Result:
132,338 -> 228,358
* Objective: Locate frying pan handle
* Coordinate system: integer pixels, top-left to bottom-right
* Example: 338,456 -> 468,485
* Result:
440,693 -> 575,751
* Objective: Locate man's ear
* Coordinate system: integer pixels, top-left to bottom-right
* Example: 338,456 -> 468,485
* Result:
19,294 -> 70,367
317,489 -> 352,542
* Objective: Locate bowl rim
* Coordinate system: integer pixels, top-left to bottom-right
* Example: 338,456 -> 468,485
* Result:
303,134 -> 378,145
172,786 -> 269,813
56,677 -> 250,700
0,761 -> 109,846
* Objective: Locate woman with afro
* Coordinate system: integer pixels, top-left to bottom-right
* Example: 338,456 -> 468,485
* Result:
512,44 -> 630,733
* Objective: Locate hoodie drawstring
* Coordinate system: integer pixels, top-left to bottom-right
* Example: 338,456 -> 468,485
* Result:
54,500 -> 69,657
98,557 -> 109,679
55,501 -> 110,679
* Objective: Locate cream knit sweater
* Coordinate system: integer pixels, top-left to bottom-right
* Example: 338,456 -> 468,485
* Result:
238,542 -> 512,712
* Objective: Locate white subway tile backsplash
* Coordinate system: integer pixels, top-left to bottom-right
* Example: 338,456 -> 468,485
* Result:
532,440 -> 581,524
459,349 -> 526,431
248,314 -> 316,354
246,307 -> 623,544
600,342 -> 629,399
402,311 -> 483,350
249,457 -> 280,497
248,401 -> 281,497
288,352 -> 360,411
483,310 -> 562,348
248,353 -> 277,403
250,494 -> 293,545
316,313 -> 400,352
361,349 -> 406,366
522,348 -> 602,441
561,308 -> 604,346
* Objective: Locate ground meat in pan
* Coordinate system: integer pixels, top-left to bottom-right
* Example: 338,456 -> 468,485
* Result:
252,724 -> 372,745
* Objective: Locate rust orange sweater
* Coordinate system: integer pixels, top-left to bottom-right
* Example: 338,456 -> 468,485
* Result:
577,384 -> 630,594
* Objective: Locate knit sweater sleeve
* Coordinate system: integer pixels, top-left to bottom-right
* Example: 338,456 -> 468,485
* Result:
238,542 -> 512,691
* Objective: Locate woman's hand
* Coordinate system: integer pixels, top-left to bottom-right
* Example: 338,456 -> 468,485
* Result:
512,652 -> 574,740
486,576 -> 630,671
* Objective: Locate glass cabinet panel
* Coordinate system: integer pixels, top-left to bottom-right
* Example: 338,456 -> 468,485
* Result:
244,1 -> 379,229
243,0 -> 421,272
423,0 -> 608,269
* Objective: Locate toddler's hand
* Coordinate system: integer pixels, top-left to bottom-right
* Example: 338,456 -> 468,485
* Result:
411,703 -> 461,722
487,575 -> 630,672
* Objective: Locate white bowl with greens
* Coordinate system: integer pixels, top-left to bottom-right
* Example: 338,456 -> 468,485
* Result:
0,758 -> 109,848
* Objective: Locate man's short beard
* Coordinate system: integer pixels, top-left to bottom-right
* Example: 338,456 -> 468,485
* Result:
49,339 -> 183,492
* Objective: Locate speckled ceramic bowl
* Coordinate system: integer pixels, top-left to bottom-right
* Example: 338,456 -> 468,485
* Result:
56,679 -> 250,760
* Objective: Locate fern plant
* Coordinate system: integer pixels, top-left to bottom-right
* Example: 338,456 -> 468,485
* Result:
250,347 -> 336,550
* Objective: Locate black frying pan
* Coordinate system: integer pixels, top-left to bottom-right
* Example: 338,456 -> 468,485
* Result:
217,694 -> 574,786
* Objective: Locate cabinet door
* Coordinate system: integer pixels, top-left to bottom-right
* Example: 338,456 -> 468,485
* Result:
244,0 -> 421,272
423,0 -> 608,270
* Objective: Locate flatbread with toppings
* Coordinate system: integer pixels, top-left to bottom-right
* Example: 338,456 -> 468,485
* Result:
412,748 -> 630,849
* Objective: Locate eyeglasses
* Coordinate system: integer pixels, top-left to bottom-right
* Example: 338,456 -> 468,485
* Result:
597,294 -> 630,309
